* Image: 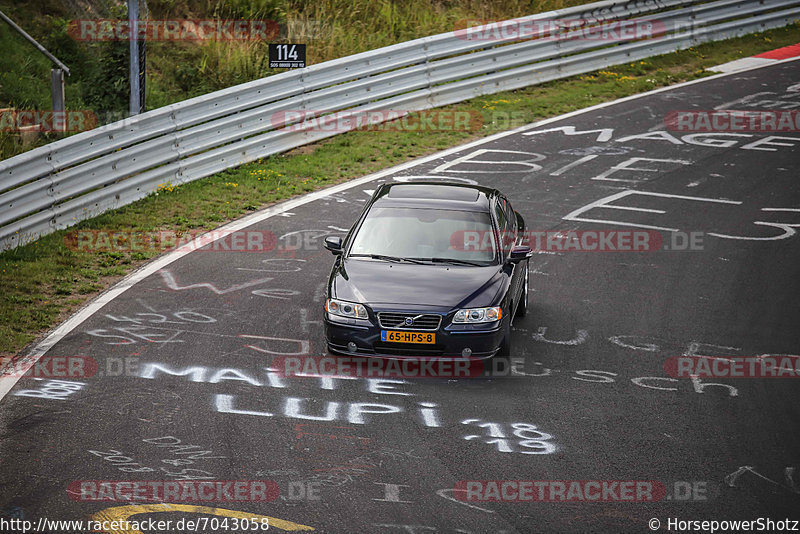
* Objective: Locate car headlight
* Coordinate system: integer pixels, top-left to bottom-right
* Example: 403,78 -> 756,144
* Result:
452,306 -> 502,324
326,298 -> 368,319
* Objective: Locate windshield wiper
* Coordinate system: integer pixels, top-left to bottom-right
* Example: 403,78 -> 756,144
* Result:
415,257 -> 487,267
350,254 -> 426,264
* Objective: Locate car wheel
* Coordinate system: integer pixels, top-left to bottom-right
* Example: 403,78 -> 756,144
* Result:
515,260 -> 529,318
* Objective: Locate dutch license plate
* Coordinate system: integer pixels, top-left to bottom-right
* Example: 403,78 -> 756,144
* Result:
381,330 -> 436,344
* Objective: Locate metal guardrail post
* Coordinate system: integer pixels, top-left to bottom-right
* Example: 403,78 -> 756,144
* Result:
129,0 -> 141,116
50,69 -> 66,133
1,0 -> 799,250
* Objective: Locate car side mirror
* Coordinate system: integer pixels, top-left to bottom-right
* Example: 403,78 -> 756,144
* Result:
508,245 -> 531,263
324,236 -> 343,254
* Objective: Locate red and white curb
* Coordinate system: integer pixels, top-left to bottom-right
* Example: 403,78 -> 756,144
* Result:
709,42 -> 800,73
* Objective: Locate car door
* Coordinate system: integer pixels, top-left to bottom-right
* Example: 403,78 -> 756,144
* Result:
504,197 -> 527,313
496,196 -> 523,315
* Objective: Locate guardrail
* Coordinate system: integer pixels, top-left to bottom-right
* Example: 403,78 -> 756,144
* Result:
1,0 -> 798,250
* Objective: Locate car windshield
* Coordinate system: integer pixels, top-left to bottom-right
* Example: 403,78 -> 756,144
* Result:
348,207 -> 497,264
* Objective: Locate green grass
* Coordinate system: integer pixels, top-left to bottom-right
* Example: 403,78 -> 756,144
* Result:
1,23 -> 799,355
0,0 -> 589,159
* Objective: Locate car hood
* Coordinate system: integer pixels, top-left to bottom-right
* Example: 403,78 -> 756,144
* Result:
330,258 -> 505,310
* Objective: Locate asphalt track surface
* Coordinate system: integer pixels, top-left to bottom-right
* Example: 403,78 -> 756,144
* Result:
1,59 -> 799,533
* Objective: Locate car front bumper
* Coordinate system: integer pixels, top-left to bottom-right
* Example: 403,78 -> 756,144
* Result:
324,313 -> 504,360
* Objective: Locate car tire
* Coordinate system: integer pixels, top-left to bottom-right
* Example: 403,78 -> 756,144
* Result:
515,260 -> 529,318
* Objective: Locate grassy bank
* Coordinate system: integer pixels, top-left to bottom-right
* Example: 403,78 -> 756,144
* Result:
0,0 -> 587,159
1,22 -> 799,356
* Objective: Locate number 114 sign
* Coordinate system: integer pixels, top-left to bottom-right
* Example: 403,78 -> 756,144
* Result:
269,44 -> 306,68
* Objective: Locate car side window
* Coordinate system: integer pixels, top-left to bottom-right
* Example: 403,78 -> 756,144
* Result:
495,199 -> 514,254
503,198 -> 517,244
493,201 -> 506,256
494,201 -> 505,231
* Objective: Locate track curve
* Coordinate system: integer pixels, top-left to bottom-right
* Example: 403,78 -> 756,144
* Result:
1,59 -> 799,533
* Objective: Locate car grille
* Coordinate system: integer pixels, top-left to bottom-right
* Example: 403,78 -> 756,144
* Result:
378,312 -> 442,330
